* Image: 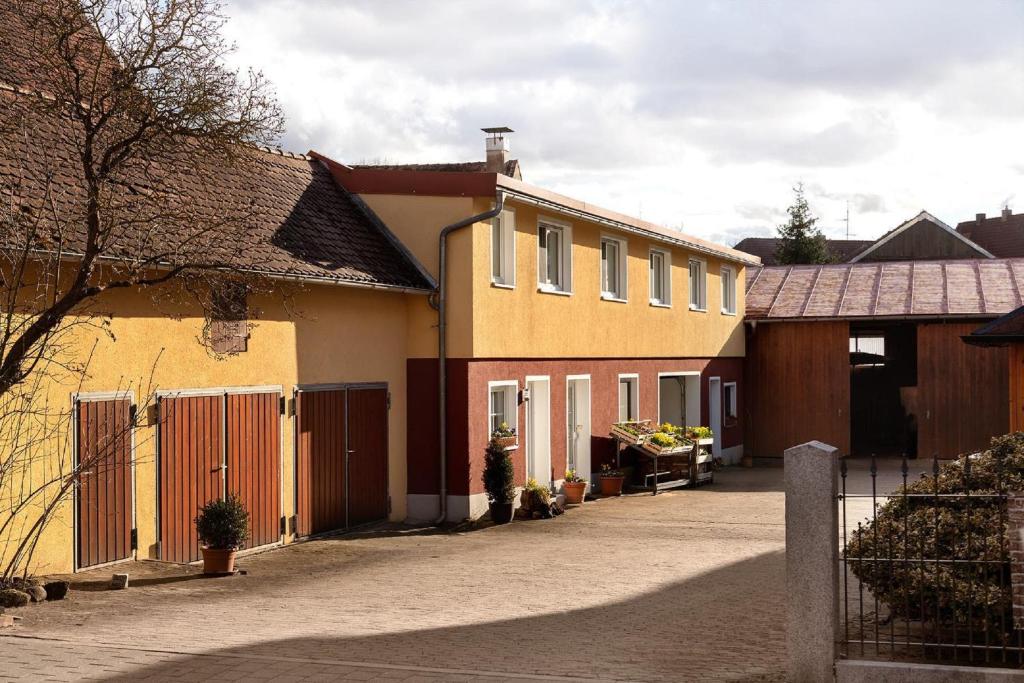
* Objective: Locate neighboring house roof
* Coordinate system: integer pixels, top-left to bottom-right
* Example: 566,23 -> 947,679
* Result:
732,237 -> 873,266
848,210 -> 992,263
745,258 -> 1024,321
0,92 -> 433,293
354,160 -> 521,179
318,153 -> 761,268
956,211 -> 1024,258
963,305 -> 1024,346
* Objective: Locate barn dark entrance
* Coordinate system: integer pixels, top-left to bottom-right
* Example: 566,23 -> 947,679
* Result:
850,323 -> 918,458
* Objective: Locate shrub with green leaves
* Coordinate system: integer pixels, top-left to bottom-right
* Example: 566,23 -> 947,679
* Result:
195,494 -> 249,550
846,433 -> 1024,630
483,439 -> 515,504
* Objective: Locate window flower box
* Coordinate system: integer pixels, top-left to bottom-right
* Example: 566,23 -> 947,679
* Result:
490,423 -> 517,450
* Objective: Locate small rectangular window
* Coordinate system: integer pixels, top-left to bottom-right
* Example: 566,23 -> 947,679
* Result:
601,237 -> 627,300
490,208 -> 515,286
650,249 -> 671,306
723,382 -> 738,420
538,221 -> 571,293
488,381 -> 518,438
689,259 -> 706,311
618,375 -> 639,422
721,265 -> 736,315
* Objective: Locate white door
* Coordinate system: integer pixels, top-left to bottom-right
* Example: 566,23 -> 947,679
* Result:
566,377 -> 591,490
708,377 -> 722,458
526,377 -> 552,487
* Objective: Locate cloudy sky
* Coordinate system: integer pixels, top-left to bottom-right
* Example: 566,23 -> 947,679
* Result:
223,0 -> 1023,247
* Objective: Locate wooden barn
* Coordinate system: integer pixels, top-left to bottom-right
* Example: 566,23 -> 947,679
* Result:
743,258 -> 1024,461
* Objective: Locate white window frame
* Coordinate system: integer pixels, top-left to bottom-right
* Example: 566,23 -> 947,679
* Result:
649,248 -> 671,307
600,235 -> 628,302
490,206 -> 516,288
617,373 -> 640,423
720,265 -> 736,315
724,381 -> 738,420
488,380 -> 519,448
537,217 -> 573,295
689,258 -> 707,312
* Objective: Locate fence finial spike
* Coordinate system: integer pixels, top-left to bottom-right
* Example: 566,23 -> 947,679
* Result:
900,453 -> 908,477
932,454 -> 940,477
870,453 -> 877,476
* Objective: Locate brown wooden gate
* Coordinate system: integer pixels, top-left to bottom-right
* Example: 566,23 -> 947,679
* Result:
76,397 -> 133,569
158,395 -> 223,564
295,385 -> 388,536
226,391 -> 281,549
295,389 -> 346,536
918,322 -> 1009,458
745,320 -> 851,459
347,387 -> 389,526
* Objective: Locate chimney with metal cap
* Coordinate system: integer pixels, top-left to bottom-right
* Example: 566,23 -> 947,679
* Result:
483,127 -> 513,174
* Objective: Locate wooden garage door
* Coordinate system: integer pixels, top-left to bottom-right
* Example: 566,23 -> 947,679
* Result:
158,395 -> 223,564
76,398 -> 133,569
295,389 -> 346,536
918,322 -> 1009,459
347,387 -> 389,526
226,392 -> 281,549
296,385 -> 389,536
745,321 -> 851,458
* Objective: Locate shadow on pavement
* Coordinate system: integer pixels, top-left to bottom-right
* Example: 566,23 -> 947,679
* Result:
91,550 -> 786,682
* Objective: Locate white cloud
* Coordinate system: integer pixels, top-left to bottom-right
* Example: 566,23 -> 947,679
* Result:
222,0 -> 1024,244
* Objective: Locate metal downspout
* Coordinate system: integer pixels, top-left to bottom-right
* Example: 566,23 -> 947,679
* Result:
433,191 -> 505,525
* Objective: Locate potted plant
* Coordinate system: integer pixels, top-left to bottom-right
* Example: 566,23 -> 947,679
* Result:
491,422 -> 517,449
483,437 -> 516,524
598,463 -> 626,496
562,469 -> 587,505
194,494 -> 249,575
685,425 -> 714,446
520,477 -> 553,518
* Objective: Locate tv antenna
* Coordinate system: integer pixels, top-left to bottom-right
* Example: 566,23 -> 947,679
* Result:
842,200 -> 851,239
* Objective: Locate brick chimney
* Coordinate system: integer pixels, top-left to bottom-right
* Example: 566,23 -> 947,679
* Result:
976,212 -> 986,225
482,127 -> 513,174
1004,206 -> 1013,220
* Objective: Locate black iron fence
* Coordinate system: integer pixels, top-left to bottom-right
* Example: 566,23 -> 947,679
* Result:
837,453 -> 1024,666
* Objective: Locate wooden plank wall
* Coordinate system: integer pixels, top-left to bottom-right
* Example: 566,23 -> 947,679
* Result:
918,322 -> 1008,458
745,321 -> 851,459
1011,344 -> 1024,432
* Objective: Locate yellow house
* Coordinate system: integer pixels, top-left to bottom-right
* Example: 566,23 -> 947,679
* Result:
316,129 -> 760,522
0,80 -> 435,574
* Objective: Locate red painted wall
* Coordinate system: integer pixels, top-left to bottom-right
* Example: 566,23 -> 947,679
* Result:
408,357 -> 744,497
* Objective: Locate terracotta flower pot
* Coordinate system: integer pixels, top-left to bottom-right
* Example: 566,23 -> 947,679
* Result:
201,547 -> 237,575
599,475 -> 625,497
489,502 -> 515,524
563,481 -> 587,504
493,436 -> 517,449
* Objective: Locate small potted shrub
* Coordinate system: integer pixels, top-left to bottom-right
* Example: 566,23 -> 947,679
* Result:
598,463 -> 626,496
520,477 -> 553,518
491,422 -> 517,449
483,437 -> 516,524
195,494 -> 249,575
562,469 -> 587,505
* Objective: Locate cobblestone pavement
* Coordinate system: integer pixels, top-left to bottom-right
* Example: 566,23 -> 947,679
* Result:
0,467 -> 788,682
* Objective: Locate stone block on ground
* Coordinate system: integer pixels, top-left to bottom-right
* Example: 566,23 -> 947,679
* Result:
110,574 -> 129,590
0,589 -> 30,608
25,585 -> 46,602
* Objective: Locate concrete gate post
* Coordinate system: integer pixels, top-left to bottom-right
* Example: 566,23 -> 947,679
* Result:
785,440 -> 839,682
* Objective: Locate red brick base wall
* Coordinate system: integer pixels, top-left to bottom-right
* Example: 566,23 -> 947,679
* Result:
407,357 -> 744,498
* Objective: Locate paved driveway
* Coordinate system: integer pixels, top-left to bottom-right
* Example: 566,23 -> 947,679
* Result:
0,468 -> 787,682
